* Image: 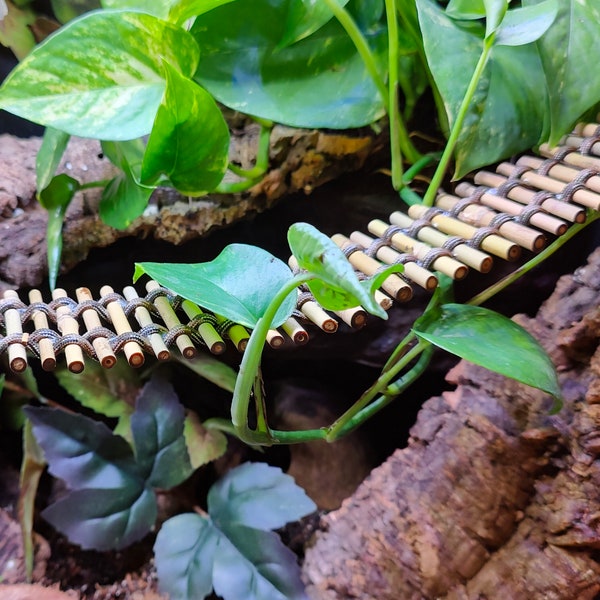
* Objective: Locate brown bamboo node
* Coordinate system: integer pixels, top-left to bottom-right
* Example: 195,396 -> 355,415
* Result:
2,122 -> 600,372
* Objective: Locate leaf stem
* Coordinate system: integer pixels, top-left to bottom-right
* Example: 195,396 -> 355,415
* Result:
422,36 -> 494,206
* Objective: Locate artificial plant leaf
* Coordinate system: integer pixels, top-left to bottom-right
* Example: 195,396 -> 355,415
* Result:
36,127 -> 70,194
524,0 -> 600,145
154,513 -> 220,600
208,462 -> 316,531
0,10 -> 199,140
494,0 -> 557,47
175,354 -> 236,393
213,523 -> 308,600
413,303 -> 562,408
141,61 -> 229,195
278,0 -> 350,48
23,405 -> 140,490
183,411 -> 227,470
134,244 -> 296,329
287,222 -> 387,319
130,375 -> 193,489
190,0 -> 387,129
54,361 -> 138,439
417,0 -> 548,177
42,485 -> 156,550
19,419 -> 47,581
100,139 -> 154,228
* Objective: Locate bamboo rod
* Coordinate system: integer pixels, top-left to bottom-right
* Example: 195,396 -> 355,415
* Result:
180,299 -> 226,355
123,286 -> 171,361
266,329 -> 285,348
299,297 -> 338,332
435,192 -> 545,252
483,167 -> 587,223
52,288 -> 85,373
288,255 -> 370,327
4,290 -> 28,373
368,219 -> 468,280
539,143 -> 600,171
408,205 -> 520,261
145,281 -> 196,359
215,315 -> 249,352
332,234 -> 413,302
515,156 -> 600,210
100,285 -> 145,367
76,287 -> 117,369
28,289 -> 56,371
281,317 -> 309,345
349,230 -> 439,287
573,122 -> 600,138
564,132 -> 600,157
454,182 -> 568,236
387,211 -> 494,273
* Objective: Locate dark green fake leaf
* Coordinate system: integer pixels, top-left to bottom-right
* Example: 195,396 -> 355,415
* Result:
55,361 -> 139,439
42,485 -> 156,551
131,376 -> 193,489
208,462 -> 316,531
524,0 -> 600,145
134,245 -> 296,329
0,10 -> 199,140
417,0 -> 548,177
183,411 -> 227,470
154,463 -> 314,600
288,222 -> 388,319
413,303 -> 562,410
141,62 -> 229,195
191,0 -> 387,129
100,139 -> 153,228
23,406 -> 139,490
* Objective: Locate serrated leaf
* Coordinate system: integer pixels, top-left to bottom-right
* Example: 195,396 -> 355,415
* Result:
0,10 -> 199,140
288,222 -> 387,319
134,245 -> 296,329
54,361 -> 138,439
184,411 -> 227,470
23,406 -> 140,489
495,0 -> 557,47
413,303 -> 562,409
524,0 -> 600,144
190,0 -> 387,129
42,485 -> 156,550
131,375 -> 193,489
154,513 -> 220,600
140,62 -> 229,195
213,524 -> 307,600
208,462 -> 316,531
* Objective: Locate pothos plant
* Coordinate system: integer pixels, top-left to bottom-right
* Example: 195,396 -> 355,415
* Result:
1,0 -> 600,285
1,1 -> 600,599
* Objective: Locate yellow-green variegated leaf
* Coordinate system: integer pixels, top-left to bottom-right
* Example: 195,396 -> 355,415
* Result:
0,10 -> 199,140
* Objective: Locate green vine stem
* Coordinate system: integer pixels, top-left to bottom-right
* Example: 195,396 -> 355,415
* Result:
422,34 -> 495,206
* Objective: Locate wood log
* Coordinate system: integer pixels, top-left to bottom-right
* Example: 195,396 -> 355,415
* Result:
302,246 -> 600,600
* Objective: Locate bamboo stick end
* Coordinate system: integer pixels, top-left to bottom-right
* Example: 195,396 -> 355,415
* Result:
183,347 -> 197,359
322,319 -> 338,333
157,350 -> 171,361
237,339 -> 249,353
128,353 -> 145,368
455,265 -> 469,280
267,335 -> 285,349
69,360 -> 85,374
11,357 -> 28,373
210,341 -> 227,355
479,257 -> 494,274
101,356 -> 117,369
41,357 -> 57,372
293,331 -> 309,345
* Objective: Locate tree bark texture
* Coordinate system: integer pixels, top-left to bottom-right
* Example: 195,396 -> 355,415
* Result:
302,246 -> 600,599
0,123 -> 383,292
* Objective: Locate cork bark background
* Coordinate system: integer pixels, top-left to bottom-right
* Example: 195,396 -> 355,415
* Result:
302,246 -> 600,599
